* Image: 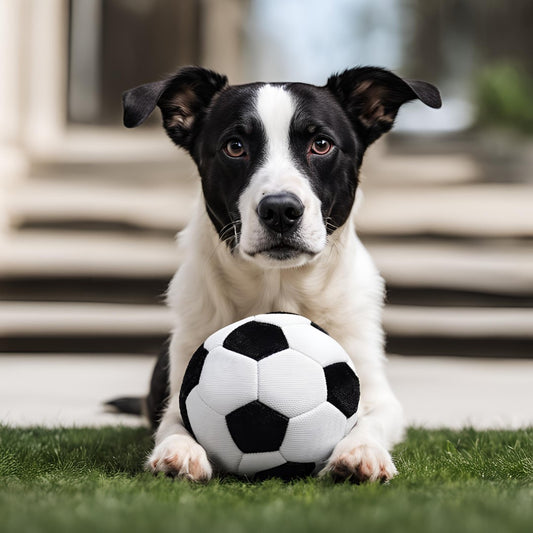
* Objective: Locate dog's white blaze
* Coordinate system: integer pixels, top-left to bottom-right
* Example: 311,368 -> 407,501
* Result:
256,85 -> 294,162
237,85 -> 327,265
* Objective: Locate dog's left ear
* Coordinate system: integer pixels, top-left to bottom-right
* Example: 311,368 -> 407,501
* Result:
326,66 -> 441,146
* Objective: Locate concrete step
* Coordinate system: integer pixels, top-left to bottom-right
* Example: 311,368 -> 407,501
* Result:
1,301 -> 532,340
32,127 -> 184,166
7,178 -> 533,238
356,184 -> 533,238
33,131 -> 480,185
0,302 -> 172,336
1,232 -> 531,296
362,152 -> 482,186
0,231 -> 181,277
384,306 -> 533,338
1,302 -> 532,357
369,240 -> 533,295
7,179 -> 199,232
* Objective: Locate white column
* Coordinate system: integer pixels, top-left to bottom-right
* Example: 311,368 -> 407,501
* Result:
68,0 -> 102,123
201,0 -> 249,84
0,0 -> 29,181
0,0 -> 30,234
23,0 -> 69,157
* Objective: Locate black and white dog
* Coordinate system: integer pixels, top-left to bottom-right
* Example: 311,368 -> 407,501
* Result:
122,66 -> 441,482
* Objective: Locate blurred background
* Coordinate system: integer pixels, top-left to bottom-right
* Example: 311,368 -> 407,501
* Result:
1,0 -> 532,367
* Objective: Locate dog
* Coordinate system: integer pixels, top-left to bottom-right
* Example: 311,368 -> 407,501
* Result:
121,65 -> 441,482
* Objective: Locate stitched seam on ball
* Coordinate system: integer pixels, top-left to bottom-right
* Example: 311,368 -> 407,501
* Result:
298,347 -> 324,371
256,353 -> 260,404
285,324 -> 335,370
196,383 -> 226,417
278,448 -> 288,463
236,448 -> 245,472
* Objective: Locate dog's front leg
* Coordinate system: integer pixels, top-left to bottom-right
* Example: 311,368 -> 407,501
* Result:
321,349 -> 404,483
147,394 -> 213,481
147,332 -> 213,481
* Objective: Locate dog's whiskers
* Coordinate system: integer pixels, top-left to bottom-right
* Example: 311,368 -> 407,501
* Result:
323,218 -> 342,264
208,219 -> 242,263
325,217 -> 339,234
218,221 -> 237,239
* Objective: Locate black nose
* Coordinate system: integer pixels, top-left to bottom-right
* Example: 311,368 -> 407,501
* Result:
257,193 -> 304,234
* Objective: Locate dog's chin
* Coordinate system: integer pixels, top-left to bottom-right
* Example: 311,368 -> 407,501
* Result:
240,244 -> 320,269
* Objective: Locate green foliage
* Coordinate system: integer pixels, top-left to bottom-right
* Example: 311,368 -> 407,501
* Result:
0,425 -> 532,533
475,62 -> 533,134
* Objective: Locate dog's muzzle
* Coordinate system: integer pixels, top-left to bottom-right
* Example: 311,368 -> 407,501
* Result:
256,192 -> 304,235
242,191 -> 320,265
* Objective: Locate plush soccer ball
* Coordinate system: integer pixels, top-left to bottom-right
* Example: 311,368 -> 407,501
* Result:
179,313 -> 359,479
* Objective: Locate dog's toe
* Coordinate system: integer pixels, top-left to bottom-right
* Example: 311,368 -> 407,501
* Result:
321,441 -> 397,483
148,434 -> 213,482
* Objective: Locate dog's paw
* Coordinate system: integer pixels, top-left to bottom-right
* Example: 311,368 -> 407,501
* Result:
147,434 -> 213,482
320,438 -> 397,483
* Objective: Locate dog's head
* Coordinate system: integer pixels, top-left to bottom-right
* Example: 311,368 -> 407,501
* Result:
123,66 -> 440,268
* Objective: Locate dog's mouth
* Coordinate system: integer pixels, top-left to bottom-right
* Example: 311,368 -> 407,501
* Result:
243,239 -> 319,263
261,243 -> 306,261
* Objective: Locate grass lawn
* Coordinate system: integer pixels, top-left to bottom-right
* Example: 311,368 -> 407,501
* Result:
0,425 -> 532,533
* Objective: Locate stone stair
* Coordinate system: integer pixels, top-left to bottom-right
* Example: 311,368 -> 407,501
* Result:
1,134 -> 532,357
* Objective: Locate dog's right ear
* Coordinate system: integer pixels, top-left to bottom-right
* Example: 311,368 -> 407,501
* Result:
122,66 -> 228,149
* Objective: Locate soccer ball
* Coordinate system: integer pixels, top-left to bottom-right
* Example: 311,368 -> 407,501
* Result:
179,313 -> 359,479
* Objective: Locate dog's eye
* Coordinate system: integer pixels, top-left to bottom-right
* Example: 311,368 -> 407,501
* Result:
224,139 -> 246,158
311,138 -> 332,155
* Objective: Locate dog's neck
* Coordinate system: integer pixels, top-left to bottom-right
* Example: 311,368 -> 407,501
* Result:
176,201 -> 362,332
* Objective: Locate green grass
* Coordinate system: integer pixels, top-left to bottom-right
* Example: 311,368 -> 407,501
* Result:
1,426 -> 532,533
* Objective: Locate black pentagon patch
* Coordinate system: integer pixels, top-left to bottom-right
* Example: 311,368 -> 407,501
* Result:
254,461 -> 316,481
226,400 -> 288,453
223,321 -> 289,361
324,362 -> 360,418
179,345 -> 209,436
